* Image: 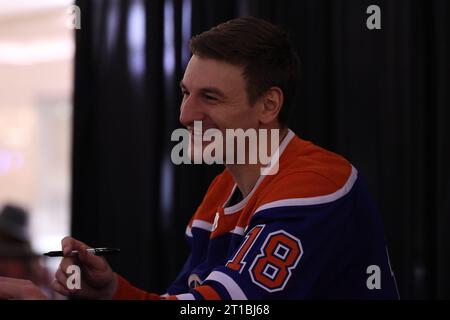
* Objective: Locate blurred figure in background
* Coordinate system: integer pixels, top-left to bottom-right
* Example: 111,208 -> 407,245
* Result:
0,204 -> 54,298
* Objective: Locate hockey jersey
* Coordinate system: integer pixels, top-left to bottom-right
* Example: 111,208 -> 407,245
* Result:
113,129 -> 399,300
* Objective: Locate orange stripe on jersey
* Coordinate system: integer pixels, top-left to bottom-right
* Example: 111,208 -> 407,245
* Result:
194,285 -> 221,300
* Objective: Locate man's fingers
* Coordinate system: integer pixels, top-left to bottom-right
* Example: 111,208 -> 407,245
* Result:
78,246 -> 108,271
54,267 -> 82,296
60,237 -> 106,272
55,256 -> 78,288
61,236 -> 90,256
54,268 -> 68,290
59,256 -> 77,272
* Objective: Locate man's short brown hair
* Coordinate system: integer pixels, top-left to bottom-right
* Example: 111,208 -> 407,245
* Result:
189,17 -> 300,127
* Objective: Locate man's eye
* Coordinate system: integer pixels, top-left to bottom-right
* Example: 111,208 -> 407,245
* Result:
204,95 -> 217,101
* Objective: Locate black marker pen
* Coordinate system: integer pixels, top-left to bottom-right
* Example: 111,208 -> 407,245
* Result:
43,247 -> 120,257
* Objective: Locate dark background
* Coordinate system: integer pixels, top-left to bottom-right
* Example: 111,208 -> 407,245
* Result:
71,0 -> 449,299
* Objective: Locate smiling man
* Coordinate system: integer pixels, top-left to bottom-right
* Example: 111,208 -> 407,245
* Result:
0,17 -> 398,300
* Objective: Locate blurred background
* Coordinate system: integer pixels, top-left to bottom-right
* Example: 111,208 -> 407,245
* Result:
0,0 -> 448,299
0,0 -> 73,278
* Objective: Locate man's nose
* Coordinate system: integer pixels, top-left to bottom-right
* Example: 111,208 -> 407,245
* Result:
179,95 -> 205,126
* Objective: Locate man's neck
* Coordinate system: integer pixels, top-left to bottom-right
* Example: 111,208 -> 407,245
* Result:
225,127 -> 288,198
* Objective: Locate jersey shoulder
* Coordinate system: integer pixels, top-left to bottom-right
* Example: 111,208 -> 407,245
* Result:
255,134 -> 357,210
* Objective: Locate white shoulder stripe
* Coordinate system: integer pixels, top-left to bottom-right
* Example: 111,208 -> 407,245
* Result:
193,219 -> 213,231
230,226 -> 245,236
254,165 -> 358,214
186,220 -> 247,237
176,293 -> 196,300
185,219 -> 214,237
205,271 -> 247,300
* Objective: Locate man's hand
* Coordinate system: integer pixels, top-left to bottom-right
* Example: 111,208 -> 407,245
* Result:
52,237 -> 118,299
0,277 -> 47,300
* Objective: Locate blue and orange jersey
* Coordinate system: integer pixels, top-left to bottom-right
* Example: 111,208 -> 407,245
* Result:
113,130 -> 399,300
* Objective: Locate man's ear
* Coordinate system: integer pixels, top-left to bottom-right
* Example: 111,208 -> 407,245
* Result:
259,87 -> 284,125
